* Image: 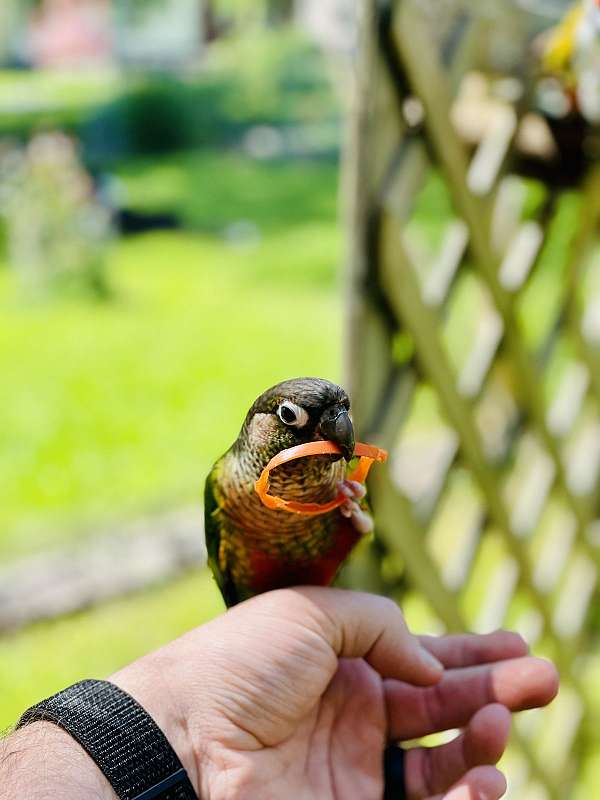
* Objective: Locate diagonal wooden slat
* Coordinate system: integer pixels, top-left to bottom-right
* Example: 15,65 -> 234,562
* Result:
379,210 -> 557,628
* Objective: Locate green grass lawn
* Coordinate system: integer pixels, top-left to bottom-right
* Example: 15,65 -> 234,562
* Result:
0,68 -> 127,145
115,150 -> 340,235
0,69 -> 121,111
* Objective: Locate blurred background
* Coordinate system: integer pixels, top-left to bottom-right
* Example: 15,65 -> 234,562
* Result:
1,0 -> 600,797
0,0 -> 351,725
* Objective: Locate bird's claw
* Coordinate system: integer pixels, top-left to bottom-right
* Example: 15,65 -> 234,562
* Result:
337,481 -> 374,535
340,499 -> 360,518
338,479 -> 367,501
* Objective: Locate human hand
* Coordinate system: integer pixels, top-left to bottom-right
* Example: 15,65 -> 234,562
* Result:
112,588 -> 558,800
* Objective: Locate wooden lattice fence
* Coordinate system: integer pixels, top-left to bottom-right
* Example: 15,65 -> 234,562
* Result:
344,2 -> 600,797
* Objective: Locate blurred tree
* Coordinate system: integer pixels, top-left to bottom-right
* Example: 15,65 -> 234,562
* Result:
0,133 -> 113,300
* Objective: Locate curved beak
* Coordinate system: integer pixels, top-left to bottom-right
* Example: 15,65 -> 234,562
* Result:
319,405 -> 355,462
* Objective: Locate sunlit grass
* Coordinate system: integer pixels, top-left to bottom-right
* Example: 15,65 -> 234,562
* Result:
115,150 -> 340,235
0,68 -> 122,137
0,68 -> 121,113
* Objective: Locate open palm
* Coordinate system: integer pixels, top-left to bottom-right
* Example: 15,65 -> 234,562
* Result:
114,588 -> 558,800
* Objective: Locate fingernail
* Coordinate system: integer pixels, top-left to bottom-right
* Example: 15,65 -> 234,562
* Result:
352,509 -> 374,535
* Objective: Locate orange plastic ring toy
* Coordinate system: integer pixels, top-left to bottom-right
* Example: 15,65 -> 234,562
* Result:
254,441 -> 388,516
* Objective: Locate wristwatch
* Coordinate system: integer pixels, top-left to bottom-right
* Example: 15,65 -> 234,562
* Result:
17,679 -> 198,800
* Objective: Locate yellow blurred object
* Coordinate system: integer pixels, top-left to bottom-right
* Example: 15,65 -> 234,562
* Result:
540,0 -> 600,121
542,2 -> 584,77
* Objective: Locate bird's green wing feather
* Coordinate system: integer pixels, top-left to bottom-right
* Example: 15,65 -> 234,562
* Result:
204,460 -> 240,608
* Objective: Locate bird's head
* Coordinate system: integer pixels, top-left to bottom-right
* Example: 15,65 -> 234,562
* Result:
239,377 -> 355,463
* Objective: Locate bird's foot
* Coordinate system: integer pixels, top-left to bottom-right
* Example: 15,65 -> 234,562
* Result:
337,480 -> 374,535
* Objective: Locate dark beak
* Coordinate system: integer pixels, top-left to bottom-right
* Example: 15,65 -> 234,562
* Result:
319,406 -> 355,462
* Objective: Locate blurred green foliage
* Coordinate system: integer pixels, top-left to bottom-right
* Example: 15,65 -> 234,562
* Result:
0,30 -> 338,165
86,30 -> 336,164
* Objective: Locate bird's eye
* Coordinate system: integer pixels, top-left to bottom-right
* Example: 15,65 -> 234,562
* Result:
277,401 -> 308,427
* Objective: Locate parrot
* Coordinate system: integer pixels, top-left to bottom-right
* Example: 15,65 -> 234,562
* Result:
204,377 -> 374,607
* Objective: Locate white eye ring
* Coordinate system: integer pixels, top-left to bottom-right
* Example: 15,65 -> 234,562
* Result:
277,401 -> 309,428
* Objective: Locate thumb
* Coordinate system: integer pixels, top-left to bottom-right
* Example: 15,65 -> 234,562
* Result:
277,587 -> 444,687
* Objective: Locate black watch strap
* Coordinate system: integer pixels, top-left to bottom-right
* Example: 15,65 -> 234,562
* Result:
17,679 -> 198,800
383,744 -> 406,799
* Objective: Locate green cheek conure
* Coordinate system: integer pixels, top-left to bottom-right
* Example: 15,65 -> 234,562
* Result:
204,377 -> 375,607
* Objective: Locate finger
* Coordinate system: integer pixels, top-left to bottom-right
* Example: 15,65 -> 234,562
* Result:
429,766 -> 507,800
419,631 -> 528,668
340,500 -> 360,518
405,705 -> 511,798
281,588 -> 444,686
338,480 -> 354,498
346,479 -> 367,499
350,506 -> 374,535
386,656 -> 558,739
337,480 -> 367,500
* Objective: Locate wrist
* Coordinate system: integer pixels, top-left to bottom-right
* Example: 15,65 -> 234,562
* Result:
110,650 -> 207,798
7,673 -> 205,800
0,722 -> 116,800
110,643 -> 246,800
